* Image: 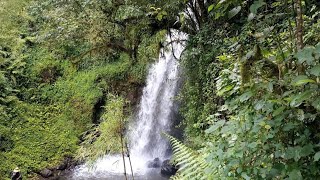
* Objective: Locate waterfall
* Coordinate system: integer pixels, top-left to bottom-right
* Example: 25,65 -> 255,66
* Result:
129,32 -> 185,160
73,31 -> 186,179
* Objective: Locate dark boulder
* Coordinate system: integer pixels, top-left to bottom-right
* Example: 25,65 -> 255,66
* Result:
160,159 -> 178,176
56,157 -> 72,170
147,157 -> 161,168
56,162 -> 68,171
40,168 -> 53,178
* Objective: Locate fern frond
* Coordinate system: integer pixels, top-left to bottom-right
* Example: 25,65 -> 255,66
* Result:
165,134 -> 210,180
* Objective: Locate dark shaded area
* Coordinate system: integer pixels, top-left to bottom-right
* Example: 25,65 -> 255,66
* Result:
160,159 -> 178,177
91,95 -> 106,124
35,156 -> 79,180
0,136 -> 14,152
147,158 -> 161,168
40,66 -> 62,84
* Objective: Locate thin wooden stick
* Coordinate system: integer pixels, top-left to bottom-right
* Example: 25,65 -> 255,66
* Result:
120,132 -> 128,180
125,142 -> 135,180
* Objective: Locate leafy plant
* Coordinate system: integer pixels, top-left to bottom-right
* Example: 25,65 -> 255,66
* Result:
76,94 -> 126,165
166,134 -> 209,180
174,0 -> 320,179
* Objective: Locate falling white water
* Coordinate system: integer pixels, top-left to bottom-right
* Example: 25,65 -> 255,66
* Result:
73,31 -> 186,179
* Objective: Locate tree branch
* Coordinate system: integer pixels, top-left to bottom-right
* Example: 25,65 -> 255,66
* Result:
295,0 -> 304,50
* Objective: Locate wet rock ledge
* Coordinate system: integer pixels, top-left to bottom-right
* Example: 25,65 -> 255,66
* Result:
35,157 -> 79,180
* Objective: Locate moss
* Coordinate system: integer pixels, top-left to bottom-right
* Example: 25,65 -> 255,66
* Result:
0,102 -> 78,178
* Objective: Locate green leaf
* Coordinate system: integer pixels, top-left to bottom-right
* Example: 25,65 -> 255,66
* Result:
239,91 -> 253,102
314,152 -> 320,161
156,14 -> 163,21
217,85 -> 234,96
310,65 -> 320,76
247,13 -> 255,21
241,172 -> 251,180
208,4 -> 214,12
263,26 -> 274,36
292,75 -> 315,86
228,6 -> 241,19
264,124 -> 271,130
296,46 -> 315,65
250,0 -> 266,14
254,100 -> 264,110
295,78 -> 315,85
288,146 -> 302,161
267,82 -> 273,92
273,106 -> 285,117
314,43 -> 320,59
205,120 -> 225,133
290,90 -> 313,107
311,97 -> 320,110
248,142 -> 257,149
300,144 -> 314,157
283,122 -> 295,131
289,170 -> 303,180
244,50 -> 254,60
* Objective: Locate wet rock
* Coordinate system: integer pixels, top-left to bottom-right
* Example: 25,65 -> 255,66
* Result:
40,168 -> 53,178
56,157 -> 72,170
160,159 -> 178,176
147,157 -> 161,168
56,162 -> 68,171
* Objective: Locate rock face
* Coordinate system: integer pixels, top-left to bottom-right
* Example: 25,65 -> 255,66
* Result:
40,168 -> 53,178
56,161 -> 68,171
160,159 -> 178,176
147,158 -> 161,168
56,157 -> 74,171
36,156 -> 78,179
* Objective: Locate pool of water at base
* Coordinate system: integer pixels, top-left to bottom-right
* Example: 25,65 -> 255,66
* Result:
60,168 -> 169,180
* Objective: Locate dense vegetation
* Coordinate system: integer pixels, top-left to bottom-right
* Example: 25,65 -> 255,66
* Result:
0,0 -> 168,178
174,0 -> 320,179
0,0 -> 319,179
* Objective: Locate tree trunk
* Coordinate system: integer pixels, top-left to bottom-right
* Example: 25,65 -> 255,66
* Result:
294,0 -> 305,74
197,0 -> 208,24
295,0 -> 304,50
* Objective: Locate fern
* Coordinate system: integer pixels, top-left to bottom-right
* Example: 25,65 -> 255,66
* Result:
166,134 -> 209,180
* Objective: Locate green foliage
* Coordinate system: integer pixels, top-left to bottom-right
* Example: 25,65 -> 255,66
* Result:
167,135 -> 209,180
0,101 -> 78,178
42,56 -> 130,103
0,0 -> 30,47
175,0 -> 320,179
202,56 -> 320,178
0,0 -> 165,178
2,0 -> 320,179
77,94 -> 126,164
